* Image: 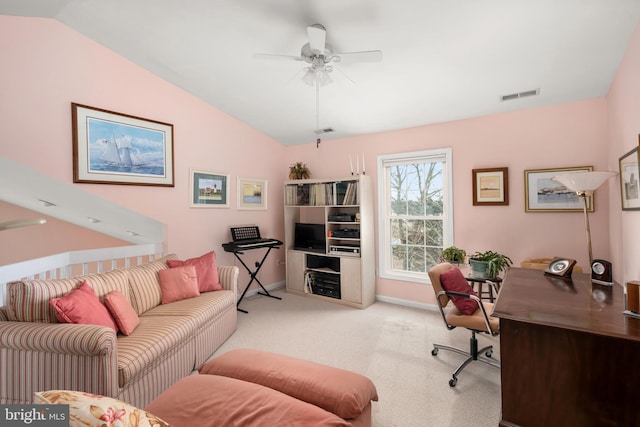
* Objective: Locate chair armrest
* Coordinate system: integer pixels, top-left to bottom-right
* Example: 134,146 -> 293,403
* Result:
436,290 -> 498,335
217,265 -> 239,296
443,290 -> 481,301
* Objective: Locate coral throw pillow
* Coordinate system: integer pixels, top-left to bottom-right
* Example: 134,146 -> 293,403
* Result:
49,281 -> 117,332
439,267 -> 479,315
166,251 -> 222,292
158,265 -> 200,304
104,290 -> 140,335
33,390 -> 170,427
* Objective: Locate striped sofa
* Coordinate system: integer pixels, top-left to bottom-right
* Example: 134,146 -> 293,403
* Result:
0,254 -> 239,408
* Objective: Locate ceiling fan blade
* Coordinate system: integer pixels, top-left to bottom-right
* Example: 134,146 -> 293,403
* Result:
333,66 -> 356,85
333,50 -> 383,63
253,53 -> 306,61
307,24 -> 326,54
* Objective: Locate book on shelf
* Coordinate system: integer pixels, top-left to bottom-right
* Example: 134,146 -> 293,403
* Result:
304,271 -> 314,294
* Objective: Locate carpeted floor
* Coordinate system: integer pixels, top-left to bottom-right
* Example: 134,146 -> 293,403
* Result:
211,289 -> 502,427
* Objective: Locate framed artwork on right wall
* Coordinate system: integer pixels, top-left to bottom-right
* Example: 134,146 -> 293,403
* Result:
524,166 -> 593,212
619,146 -> 640,211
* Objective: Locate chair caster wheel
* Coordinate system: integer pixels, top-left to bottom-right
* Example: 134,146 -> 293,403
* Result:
486,350 -> 493,358
449,377 -> 457,387
431,348 -> 438,356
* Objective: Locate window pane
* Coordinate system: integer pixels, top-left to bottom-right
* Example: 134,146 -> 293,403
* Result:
405,220 -> 425,245
391,245 -> 407,270
425,220 -> 443,246
407,246 -> 426,273
390,219 -> 406,244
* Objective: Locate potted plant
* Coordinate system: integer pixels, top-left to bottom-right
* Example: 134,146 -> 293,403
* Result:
289,162 -> 311,180
440,246 -> 466,265
469,250 -> 513,279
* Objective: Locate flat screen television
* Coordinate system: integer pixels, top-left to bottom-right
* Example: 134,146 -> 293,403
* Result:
294,223 -> 326,253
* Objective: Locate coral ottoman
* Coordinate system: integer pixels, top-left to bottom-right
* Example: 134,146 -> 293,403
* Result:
145,348 -> 378,427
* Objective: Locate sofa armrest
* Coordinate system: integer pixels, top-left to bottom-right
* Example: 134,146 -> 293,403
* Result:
0,321 -> 116,355
0,321 -> 119,403
217,265 -> 239,296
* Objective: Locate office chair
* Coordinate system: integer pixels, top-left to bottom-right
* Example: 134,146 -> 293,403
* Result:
428,262 -> 500,387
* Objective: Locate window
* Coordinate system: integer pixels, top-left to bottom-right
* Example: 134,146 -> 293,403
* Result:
377,148 -> 453,282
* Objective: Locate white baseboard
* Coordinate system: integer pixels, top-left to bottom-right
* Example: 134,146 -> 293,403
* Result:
239,281 -> 285,300
375,294 -> 438,312
244,282 -> 439,313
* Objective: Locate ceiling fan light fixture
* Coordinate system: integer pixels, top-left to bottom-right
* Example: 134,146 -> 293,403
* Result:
302,69 -> 316,86
317,69 -> 332,87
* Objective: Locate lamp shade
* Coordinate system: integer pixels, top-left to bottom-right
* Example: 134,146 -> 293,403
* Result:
551,171 -> 617,192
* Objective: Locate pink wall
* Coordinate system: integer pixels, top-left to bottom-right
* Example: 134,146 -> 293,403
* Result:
286,99 -> 611,305
607,21 -> 640,285
0,16 -> 287,288
3,14 -> 635,306
0,202 -> 129,264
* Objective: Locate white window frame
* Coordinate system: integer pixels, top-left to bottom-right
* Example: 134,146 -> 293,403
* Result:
377,148 -> 453,283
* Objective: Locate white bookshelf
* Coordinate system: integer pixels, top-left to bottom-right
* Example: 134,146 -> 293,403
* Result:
284,175 -> 375,309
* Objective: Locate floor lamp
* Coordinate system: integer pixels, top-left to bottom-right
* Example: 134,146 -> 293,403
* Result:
551,171 -> 617,267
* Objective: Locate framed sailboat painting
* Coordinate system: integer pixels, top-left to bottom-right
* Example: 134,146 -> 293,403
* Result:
72,103 -> 175,186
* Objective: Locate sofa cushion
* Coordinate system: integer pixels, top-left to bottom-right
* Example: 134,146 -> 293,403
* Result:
5,269 -> 130,323
116,315 -> 194,387
104,290 -> 140,335
145,374 -> 350,427
158,265 -> 200,304
49,281 -> 117,332
166,251 -> 222,292
199,348 -> 378,420
126,259 -> 172,315
34,390 -> 169,427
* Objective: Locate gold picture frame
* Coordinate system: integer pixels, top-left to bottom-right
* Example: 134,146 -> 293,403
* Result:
524,166 -> 594,212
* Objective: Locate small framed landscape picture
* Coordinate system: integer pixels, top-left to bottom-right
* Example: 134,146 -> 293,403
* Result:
472,167 -> 509,206
190,170 -> 229,208
524,166 -> 593,212
619,146 -> 640,211
237,178 -> 267,210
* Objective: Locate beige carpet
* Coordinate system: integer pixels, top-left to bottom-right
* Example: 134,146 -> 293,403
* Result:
212,289 -> 501,427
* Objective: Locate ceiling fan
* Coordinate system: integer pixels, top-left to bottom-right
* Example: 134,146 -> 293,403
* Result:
254,24 -> 383,144
254,24 -> 383,87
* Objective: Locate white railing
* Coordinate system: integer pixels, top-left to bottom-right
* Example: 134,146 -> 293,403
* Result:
0,243 -> 164,306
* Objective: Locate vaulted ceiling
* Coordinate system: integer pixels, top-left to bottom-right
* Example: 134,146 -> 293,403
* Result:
2,1 -> 640,146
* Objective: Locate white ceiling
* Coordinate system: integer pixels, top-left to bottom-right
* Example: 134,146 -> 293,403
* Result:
2,1 -> 640,146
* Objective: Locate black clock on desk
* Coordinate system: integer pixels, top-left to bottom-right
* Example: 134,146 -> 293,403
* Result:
591,259 -> 613,286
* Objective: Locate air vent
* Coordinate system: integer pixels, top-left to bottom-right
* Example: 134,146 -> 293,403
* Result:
314,127 -> 334,134
500,88 -> 540,102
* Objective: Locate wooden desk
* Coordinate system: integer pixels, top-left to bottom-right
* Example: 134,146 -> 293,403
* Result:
492,267 -> 640,427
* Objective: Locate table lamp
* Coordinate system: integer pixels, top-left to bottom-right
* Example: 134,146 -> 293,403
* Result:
551,171 -> 616,283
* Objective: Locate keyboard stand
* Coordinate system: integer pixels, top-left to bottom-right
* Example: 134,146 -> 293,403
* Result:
230,244 -> 282,313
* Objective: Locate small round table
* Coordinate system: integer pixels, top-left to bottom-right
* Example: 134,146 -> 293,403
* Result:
465,276 -> 502,303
